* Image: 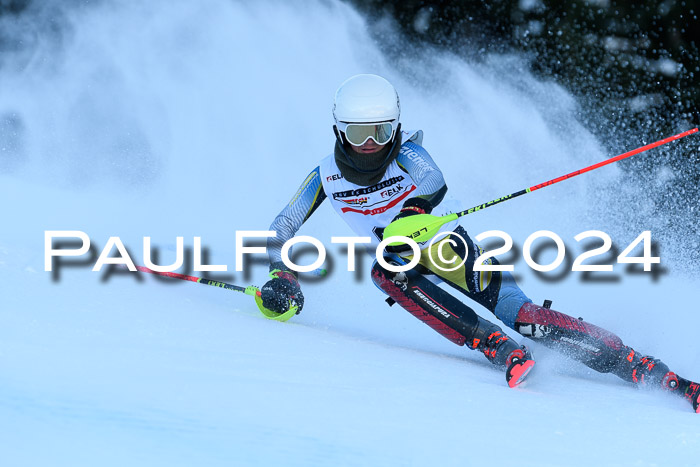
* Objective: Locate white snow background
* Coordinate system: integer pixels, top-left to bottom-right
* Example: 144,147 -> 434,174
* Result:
1,1 -> 698,466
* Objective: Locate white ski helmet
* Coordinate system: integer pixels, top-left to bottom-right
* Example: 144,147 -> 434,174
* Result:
333,74 -> 400,146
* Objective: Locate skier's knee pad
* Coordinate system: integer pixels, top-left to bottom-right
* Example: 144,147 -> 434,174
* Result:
371,256 -> 480,346
514,302 -> 625,373
370,253 -> 407,294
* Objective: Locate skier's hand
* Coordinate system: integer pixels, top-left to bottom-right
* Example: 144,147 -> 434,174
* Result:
385,197 -> 433,253
260,262 -> 304,315
390,197 -> 432,223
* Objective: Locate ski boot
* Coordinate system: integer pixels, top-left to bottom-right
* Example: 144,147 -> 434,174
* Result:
468,323 -> 535,388
505,345 -> 536,389
619,352 -> 700,413
513,302 -> 698,411
677,377 -> 700,413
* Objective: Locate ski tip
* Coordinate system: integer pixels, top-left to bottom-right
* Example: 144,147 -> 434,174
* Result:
507,360 -> 535,389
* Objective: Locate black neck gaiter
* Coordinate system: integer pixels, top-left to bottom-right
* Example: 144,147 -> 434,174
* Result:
334,136 -> 402,187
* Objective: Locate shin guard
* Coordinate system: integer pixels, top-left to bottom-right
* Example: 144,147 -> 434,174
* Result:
371,258 -> 478,345
372,258 -> 535,386
371,258 -> 522,364
514,302 -> 626,373
514,302 -> 677,387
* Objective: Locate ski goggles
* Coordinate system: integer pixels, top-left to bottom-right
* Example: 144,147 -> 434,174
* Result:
337,120 -> 398,146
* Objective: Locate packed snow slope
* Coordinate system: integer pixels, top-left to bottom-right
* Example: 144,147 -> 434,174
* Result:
1,1 -> 698,466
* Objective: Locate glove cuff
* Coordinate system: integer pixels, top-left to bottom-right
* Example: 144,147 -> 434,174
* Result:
269,261 -> 299,281
400,197 -> 433,215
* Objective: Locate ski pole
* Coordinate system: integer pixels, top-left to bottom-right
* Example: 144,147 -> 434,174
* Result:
131,265 -> 298,322
384,127 -> 698,244
133,265 -> 261,295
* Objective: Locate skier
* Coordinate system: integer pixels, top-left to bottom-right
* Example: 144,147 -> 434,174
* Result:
260,74 -> 700,411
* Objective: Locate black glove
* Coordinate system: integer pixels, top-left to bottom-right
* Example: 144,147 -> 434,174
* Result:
385,197 -> 433,254
391,196 -> 433,222
260,262 -> 304,314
